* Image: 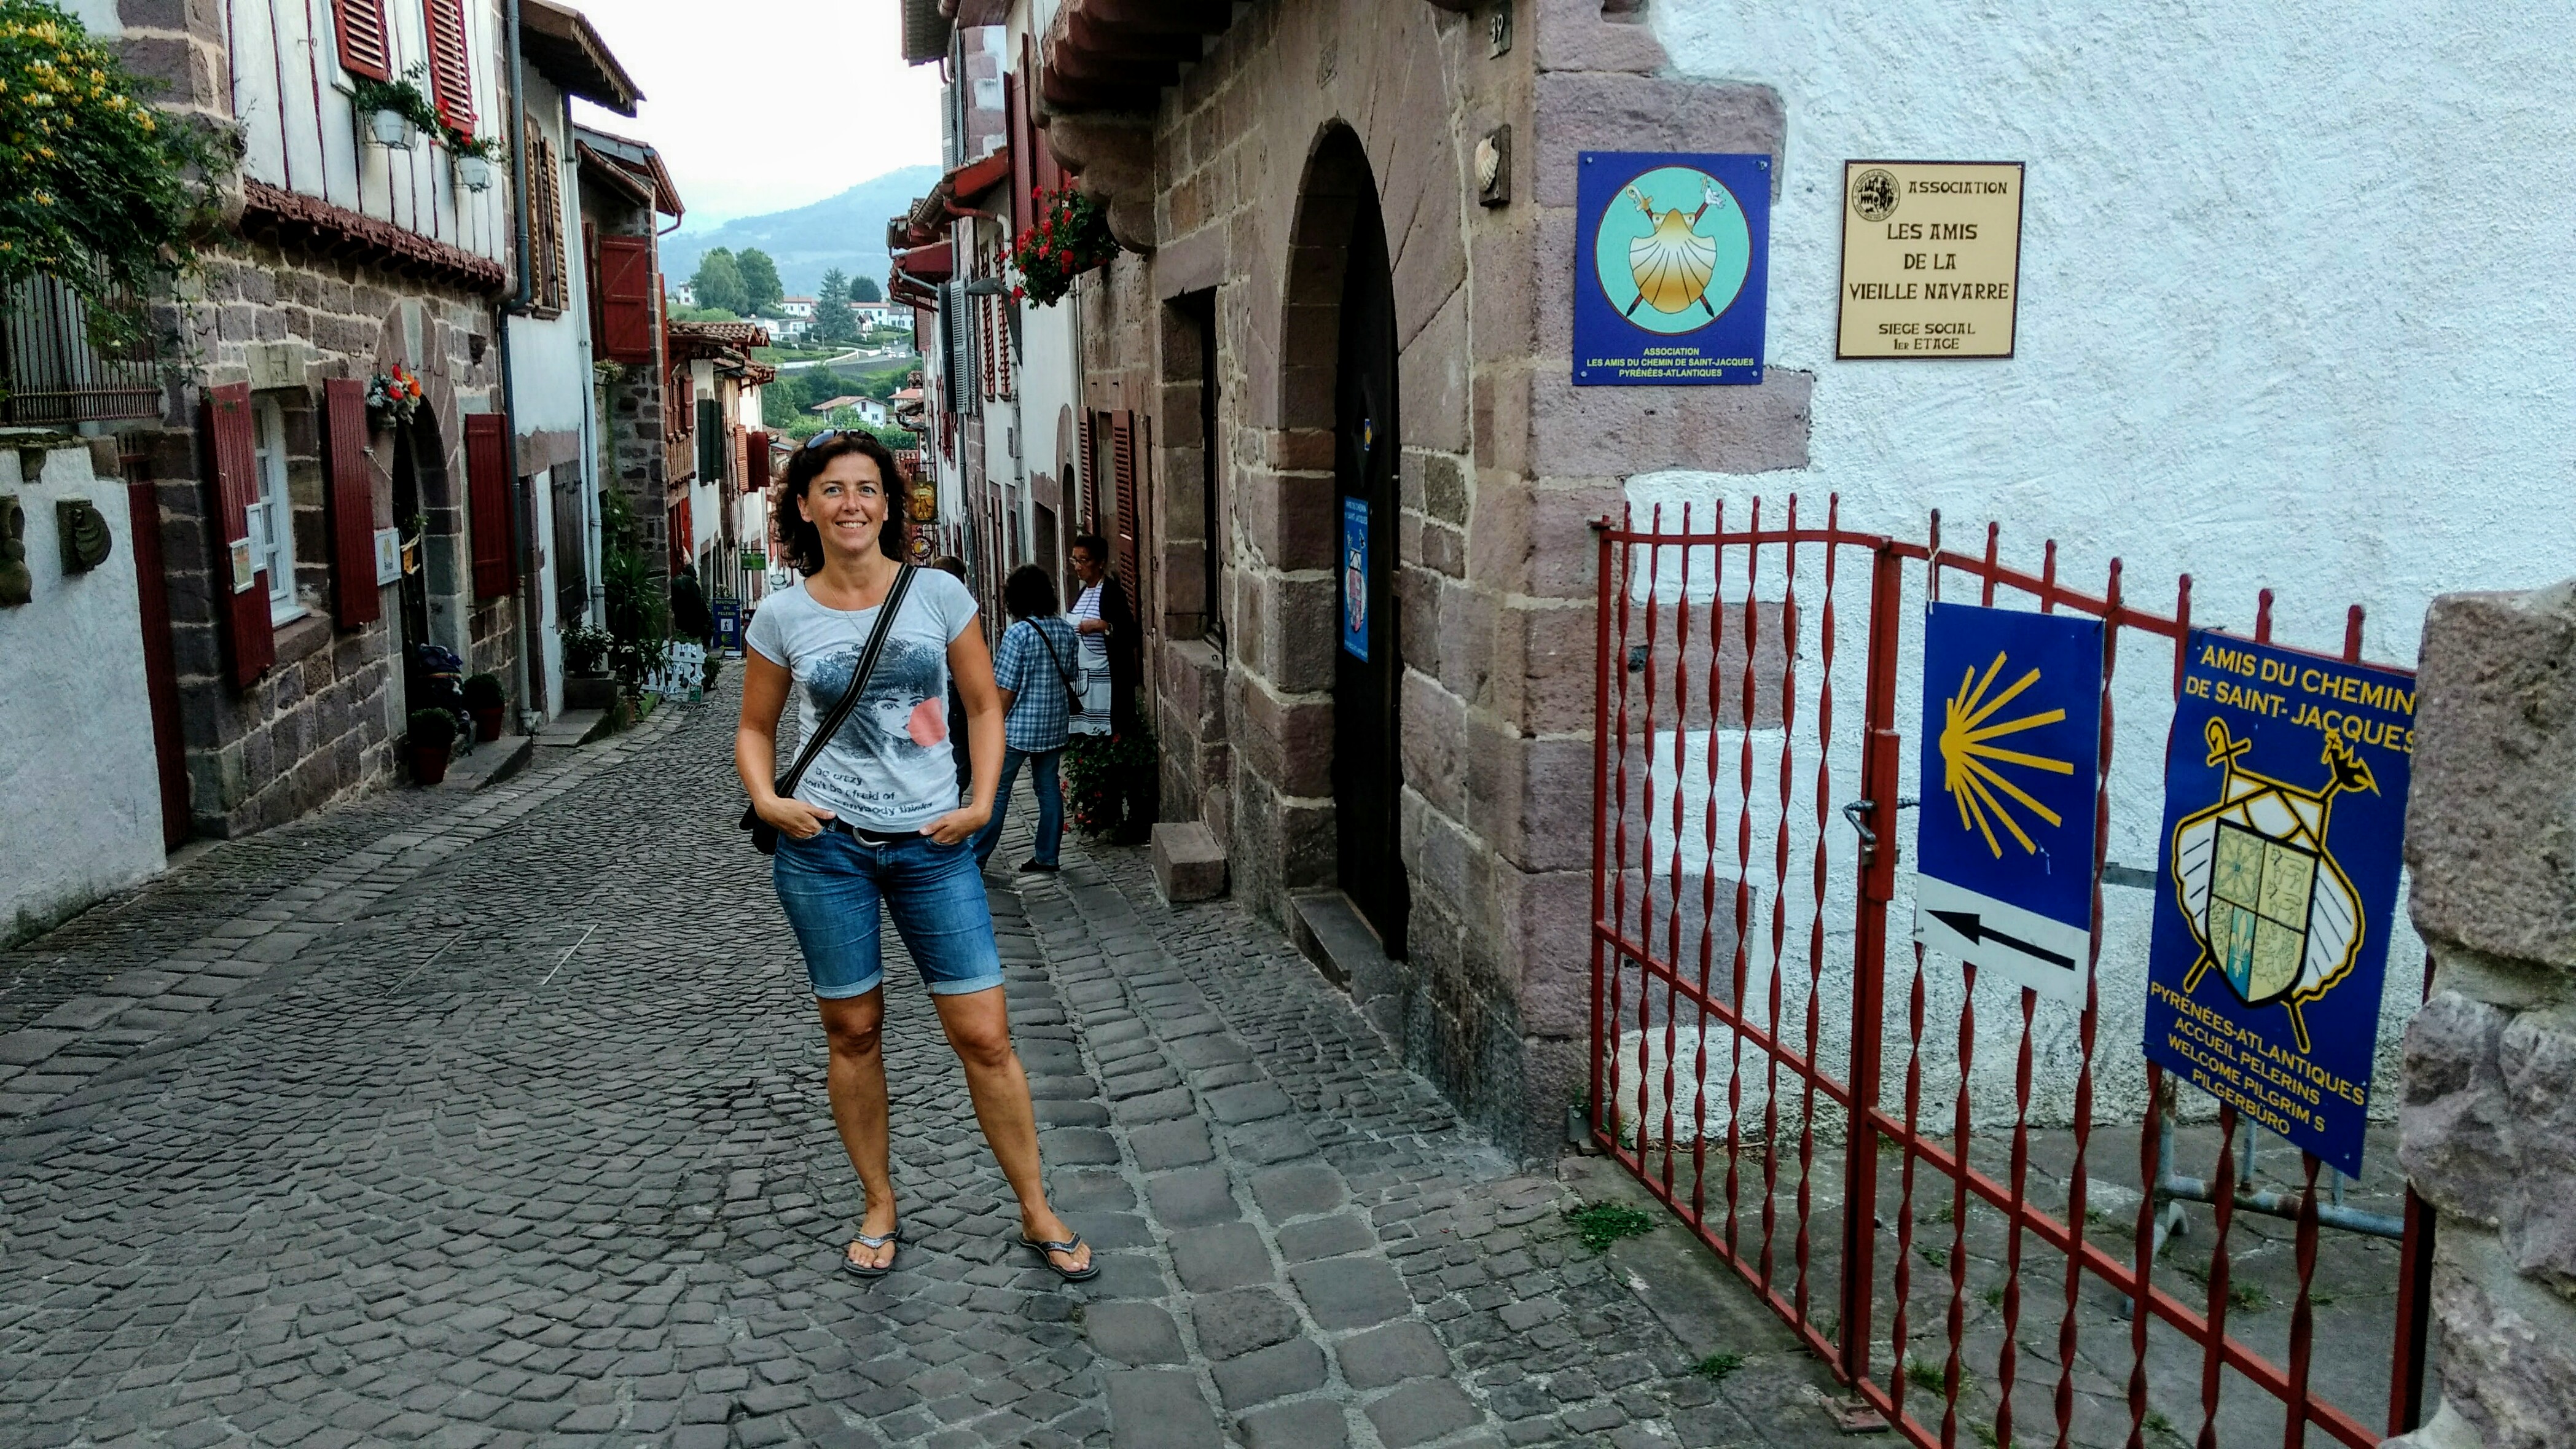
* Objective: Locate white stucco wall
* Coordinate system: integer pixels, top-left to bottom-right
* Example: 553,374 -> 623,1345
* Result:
1,444 -> 165,939
503,79 -> 589,440
1621,1 -> 2576,1142
224,0 -> 509,260
1650,0 -> 2574,656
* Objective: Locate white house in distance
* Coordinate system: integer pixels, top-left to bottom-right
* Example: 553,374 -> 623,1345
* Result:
778,297 -> 816,319
810,395 -> 890,429
667,279 -> 697,308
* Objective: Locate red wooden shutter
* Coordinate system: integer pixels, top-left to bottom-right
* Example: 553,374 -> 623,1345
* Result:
331,0 -> 392,80
1111,408 -> 1139,594
465,413 -> 514,600
1006,72 -> 1033,238
595,235 -> 656,364
1079,408 -> 1097,533
205,383 -> 274,688
421,0 -> 475,133
745,430 -> 770,493
323,378 -> 382,627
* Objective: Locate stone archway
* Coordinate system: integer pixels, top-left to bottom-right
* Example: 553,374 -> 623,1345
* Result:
1261,122 -> 1408,955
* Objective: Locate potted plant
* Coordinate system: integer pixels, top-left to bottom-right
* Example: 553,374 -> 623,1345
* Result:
407,707 -> 458,785
1008,184 -> 1121,307
444,127 -> 501,191
461,673 -> 506,742
369,366 -> 423,426
350,64 -> 439,151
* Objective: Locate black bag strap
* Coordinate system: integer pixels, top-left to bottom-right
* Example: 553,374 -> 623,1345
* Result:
775,564 -> 915,797
1033,619 -> 1079,685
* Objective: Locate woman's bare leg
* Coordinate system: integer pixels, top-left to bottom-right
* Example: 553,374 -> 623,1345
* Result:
817,991 -> 899,1269
930,986 -> 1091,1274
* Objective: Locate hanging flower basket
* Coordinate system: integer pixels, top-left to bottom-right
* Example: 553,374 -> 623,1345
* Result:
368,366 -> 423,426
444,126 -> 501,191
351,65 -> 439,152
1008,185 -> 1119,308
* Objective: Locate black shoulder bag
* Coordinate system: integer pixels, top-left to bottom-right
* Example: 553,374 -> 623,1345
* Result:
741,564 -> 917,855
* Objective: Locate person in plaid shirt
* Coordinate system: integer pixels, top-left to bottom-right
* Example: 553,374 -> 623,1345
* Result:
971,565 -> 1084,872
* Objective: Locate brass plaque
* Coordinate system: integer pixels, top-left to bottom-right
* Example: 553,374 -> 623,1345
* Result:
1837,161 -> 2024,359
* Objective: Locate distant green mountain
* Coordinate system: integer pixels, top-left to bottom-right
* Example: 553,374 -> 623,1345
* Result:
662,166 -> 941,299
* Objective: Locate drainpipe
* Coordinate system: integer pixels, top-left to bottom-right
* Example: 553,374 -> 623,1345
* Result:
495,0 -> 541,731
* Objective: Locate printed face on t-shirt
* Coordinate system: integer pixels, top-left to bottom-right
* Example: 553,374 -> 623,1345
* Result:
808,633 -> 949,756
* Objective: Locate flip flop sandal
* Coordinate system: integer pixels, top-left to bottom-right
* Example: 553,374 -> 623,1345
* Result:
841,1225 -> 903,1279
1020,1233 -> 1100,1283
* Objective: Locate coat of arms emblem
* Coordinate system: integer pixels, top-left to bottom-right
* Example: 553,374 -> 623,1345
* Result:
2167,718 -> 2376,1053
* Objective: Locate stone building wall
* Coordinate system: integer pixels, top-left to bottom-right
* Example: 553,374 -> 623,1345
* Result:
127,240 -> 509,837
2391,581 -> 2576,1449
1060,0 -> 1802,1155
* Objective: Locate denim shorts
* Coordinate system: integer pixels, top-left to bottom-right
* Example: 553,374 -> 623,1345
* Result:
770,826 -> 1005,999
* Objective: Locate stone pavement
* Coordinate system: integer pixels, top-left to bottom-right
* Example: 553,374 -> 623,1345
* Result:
0,681 -> 1855,1448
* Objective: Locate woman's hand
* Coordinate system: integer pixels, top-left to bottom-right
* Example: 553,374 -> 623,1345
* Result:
1076,616 -> 1110,636
756,794 -> 837,840
920,805 -> 991,846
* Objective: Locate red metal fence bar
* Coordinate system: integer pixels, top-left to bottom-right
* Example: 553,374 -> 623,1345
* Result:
1588,498 -> 2427,1449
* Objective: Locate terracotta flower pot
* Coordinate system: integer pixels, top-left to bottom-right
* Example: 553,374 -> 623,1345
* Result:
410,743 -> 450,786
471,706 -> 503,742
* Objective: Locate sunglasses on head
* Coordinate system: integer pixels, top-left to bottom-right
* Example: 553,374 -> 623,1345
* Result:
801,429 -> 849,450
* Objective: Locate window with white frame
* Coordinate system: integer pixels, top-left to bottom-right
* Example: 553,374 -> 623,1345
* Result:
249,397 -> 301,622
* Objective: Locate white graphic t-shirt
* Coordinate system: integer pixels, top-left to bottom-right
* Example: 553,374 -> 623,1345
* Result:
746,570 -> 980,832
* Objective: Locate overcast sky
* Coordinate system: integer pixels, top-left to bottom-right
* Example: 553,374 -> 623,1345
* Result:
565,0 -> 944,228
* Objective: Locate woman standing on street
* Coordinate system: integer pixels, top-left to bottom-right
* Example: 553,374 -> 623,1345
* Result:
736,432 -> 1095,1283
971,565 -> 1081,873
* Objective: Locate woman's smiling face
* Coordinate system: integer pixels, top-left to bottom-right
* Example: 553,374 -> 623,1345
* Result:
798,451 -> 887,560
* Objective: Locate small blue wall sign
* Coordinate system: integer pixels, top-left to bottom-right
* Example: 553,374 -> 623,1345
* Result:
1340,496 -> 1369,661
2142,631 -> 2417,1177
713,598 -> 743,653
1575,151 -> 1772,386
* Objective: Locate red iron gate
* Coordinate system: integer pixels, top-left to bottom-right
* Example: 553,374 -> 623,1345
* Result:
1586,500 -> 2432,1449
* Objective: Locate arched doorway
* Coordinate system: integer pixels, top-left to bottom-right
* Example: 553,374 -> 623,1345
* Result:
389,408 -> 445,721
1283,125 -> 1409,956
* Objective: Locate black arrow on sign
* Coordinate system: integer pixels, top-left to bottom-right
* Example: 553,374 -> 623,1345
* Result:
1927,910 -> 2077,969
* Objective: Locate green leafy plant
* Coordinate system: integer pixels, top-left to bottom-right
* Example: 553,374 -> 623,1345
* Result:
597,485 -> 670,703
1008,184 -> 1118,307
1063,722 -> 1156,838
406,707 -> 457,751
1691,1352 -> 1744,1380
560,621 -> 611,676
1917,1244 -> 1949,1269
350,63 -> 439,136
0,0 -> 234,392
461,673 -> 504,711
441,125 -> 500,161
1562,1201 -> 1656,1254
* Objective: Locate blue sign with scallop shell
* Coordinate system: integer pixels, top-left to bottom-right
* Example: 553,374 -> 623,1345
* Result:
1575,151 -> 1772,386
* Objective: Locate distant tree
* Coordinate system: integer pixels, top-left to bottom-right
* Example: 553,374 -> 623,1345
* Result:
851,274 -> 883,303
691,249 -> 748,315
737,248 -> 785,316
810,267 -> 858,345
668,303 -> 742,323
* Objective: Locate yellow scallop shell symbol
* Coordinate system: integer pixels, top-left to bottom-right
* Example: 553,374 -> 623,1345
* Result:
1625,184 -> 1721,318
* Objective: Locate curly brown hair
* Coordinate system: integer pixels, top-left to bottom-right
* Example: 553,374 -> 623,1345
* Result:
773,432 -> 909,575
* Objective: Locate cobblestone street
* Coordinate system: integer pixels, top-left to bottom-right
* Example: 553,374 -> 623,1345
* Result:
0,687 -> 1852,1449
